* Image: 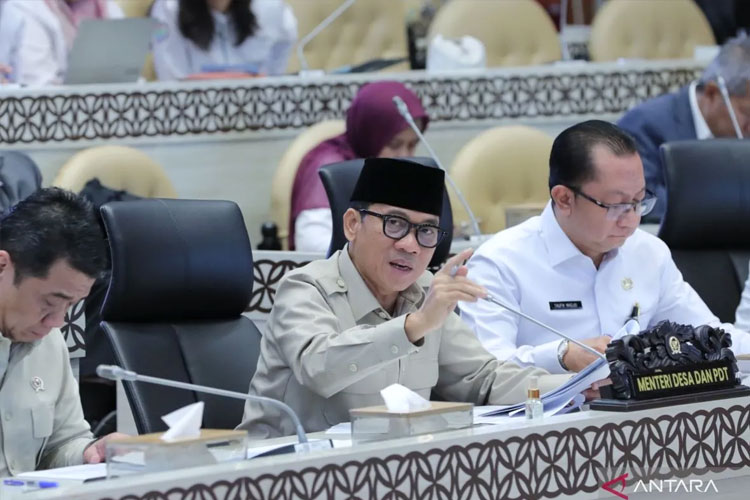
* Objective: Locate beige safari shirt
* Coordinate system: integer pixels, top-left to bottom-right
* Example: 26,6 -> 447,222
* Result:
0,329 -> 94,476
239,249 -> 569,438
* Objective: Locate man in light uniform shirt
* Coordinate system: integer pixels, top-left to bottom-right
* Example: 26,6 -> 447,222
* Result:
0,189 -> 124,476
238,158 -> 574,438
460,120 -> 750,374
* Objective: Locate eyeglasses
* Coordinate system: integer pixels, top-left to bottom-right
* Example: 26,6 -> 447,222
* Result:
567,186 -> 657,220
359,209 -> 446,248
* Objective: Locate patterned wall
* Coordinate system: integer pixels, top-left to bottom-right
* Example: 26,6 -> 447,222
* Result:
0,62 -> 702,145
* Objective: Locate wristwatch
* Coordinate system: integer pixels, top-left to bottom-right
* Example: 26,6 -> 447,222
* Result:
557,339 -> 570,371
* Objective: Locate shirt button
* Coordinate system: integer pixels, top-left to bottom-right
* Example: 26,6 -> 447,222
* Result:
337,279 -> 345,288
377,310 -> 387,319
349,363 -> 358,373
391,345 -> 399,354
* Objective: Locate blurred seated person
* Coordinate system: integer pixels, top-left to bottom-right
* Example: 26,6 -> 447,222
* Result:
734,263 -> 750,332
0,0 -> 123,86
151,0 -> 297,80
290,81 -> 428,252
0,64 -> 11,83
617,36 -> 750,221
460,121 -> 750,375
0,188 -> 125,476
238,158 -> 575,438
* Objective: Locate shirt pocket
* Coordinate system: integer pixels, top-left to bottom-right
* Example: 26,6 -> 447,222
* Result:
4,403 -> 54,474
401,359 -> 439,391
32,403 -> 54,439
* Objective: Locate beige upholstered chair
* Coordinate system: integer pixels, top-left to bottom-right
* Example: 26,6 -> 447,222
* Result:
271,120 -> 346,249
449,125 -> 553,234
115,0 -> 157,80
589,0 -> 715,62
427,0 -> 561,67
115,0 -> 154,17
286,0 -> 409,73
53,145 -> 177,198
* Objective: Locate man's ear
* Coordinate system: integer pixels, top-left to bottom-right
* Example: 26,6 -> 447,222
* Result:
550,185 -> 575,216
0,251 -> 12,281
343,208 -> 362,243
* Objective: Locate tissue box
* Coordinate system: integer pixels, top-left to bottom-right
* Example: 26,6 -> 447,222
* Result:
349,402 -> 473,444
105,429 -> 247,478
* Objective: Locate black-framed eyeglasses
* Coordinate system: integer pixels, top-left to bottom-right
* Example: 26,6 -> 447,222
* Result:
359,209 -> 446,248
566,186 -> 657,220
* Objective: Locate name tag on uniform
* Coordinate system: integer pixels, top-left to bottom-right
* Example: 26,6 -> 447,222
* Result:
549,301 -> 582,311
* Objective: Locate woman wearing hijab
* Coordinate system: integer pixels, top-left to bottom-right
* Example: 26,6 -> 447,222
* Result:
290,81 -> 429,253
0,0 -> 123,86
150,0 -> 297,80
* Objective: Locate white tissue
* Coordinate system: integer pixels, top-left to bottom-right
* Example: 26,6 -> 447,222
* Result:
380,383 -> 431,413
160,402 -> 204,441
427,35 -> 486,72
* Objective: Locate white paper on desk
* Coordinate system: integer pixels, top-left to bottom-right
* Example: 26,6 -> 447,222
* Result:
736,354 -> 750,375
474,406 -> 512,425
17,463 -> 107,482
613,318 -> 640,340
325,422 -> 351,435
161,401 -> 203,441
483,356 -> 610,417
380,384 -> 431,413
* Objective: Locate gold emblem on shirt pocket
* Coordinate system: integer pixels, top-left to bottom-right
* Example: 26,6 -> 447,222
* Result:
31,404 -> 54,439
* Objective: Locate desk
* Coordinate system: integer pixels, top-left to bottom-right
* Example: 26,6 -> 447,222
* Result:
32,397 -> 750,499
0,59 -> 703,245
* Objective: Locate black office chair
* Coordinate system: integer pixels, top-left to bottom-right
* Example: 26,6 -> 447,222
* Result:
319,157 -> 454,268
0,151 -> 42,214
658,139 -> 750,323
99,199 -> 262,433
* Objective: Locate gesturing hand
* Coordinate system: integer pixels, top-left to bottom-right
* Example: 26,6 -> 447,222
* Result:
404,248 -> 487,343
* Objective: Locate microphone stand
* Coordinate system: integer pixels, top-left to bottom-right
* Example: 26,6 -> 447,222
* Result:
393,95 -> 483,237
297,0 -> 358,73
716,75 -> 743,139
97,365 -> 310,445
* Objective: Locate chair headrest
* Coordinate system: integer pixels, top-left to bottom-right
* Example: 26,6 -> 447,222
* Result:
101,199 -> 253,322
658,139 -> 750,249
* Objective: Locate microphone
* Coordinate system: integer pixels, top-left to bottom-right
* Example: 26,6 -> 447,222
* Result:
393,95 -> 483,237
96,364 -> 313,447
483,294 -> 607,361
716,75 -> 743,139
297,0 -> 358,73
449,267 -> 606,361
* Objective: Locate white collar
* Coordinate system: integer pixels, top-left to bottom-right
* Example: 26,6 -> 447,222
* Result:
540,201 -> 620,268
689,81 -> 713,140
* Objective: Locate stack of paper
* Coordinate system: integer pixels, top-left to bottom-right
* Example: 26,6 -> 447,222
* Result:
481,357 -> 610,418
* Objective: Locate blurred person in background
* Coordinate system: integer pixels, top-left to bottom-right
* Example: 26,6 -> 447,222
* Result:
617,36 -> 750,222
290,81 -> 428,253
150,0 -> 297,80
0,0 -> 123,86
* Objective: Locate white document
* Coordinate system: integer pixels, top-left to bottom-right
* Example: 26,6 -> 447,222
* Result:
325,422 -> 352,435
17,463 -> 107,482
